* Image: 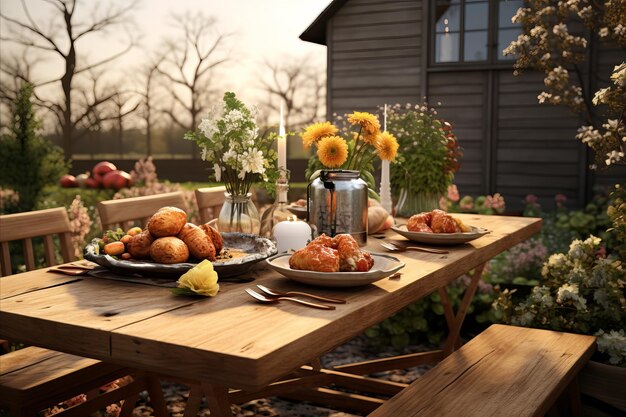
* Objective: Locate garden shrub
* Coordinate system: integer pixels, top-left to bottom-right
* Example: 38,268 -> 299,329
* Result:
0,83 -> 69,213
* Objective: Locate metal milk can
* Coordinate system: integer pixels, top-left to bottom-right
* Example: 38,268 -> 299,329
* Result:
307,170 -> 368,246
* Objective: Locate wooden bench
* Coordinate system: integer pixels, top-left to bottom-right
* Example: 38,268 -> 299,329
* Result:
368,324 -> 596,417
97,191 -> 187,230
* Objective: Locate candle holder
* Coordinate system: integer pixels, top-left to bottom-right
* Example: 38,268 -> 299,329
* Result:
259,168 -> 292,238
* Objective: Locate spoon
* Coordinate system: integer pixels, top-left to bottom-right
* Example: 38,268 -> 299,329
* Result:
256,284 -> 346,304
245,288 -> 335,310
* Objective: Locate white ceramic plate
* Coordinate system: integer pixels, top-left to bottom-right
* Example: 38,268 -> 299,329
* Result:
391,224 -> 489,245
265,253 -> 405,287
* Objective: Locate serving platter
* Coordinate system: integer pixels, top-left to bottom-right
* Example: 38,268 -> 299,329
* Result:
265,253 -> 405,287
84,233 -> 277,279
391,224 -> 489,245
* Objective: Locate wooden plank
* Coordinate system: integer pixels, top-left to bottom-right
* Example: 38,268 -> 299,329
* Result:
21,238 -> 35,271
333,22 -> 420,42
369,325 -> 596,417
336,1 -> 420,16
97,191 -> 186,230
332,47 -> 421,60
334,8 -> 421,26
333,37 -> 420,53
334,350 -> 443,375
0,241 -> 11,276
0,346 -> 60,376
43,235 -> 57,267
283,387 -> 384,414
195,186 -> 226,224
0,278 -> 201,358
0,208 -> 71,242
0,268 -> 79,300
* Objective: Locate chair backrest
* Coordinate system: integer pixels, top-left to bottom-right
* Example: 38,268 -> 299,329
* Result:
195,186 -> 227,224
97,191 -> 187,231
0,208 -> 75,276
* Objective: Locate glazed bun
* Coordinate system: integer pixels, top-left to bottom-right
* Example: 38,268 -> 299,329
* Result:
149,237 -> 189,264
200,223 -> 223,255
148,207 -> 187,237
178,223 -> 216,261
126,230 -> 154,258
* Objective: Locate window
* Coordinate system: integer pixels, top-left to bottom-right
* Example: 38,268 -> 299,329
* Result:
433,0 -> 523,64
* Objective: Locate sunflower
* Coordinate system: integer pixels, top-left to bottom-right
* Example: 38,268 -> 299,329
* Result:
317,135 -> 348,168
347,112 -> 381,136
375,131 -> 399,161
301,121 -> 339,149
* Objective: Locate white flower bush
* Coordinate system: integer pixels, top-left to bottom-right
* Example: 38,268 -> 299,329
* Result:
185,92 -> 277,196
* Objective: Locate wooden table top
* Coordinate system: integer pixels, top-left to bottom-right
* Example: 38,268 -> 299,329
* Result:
0,214 -> 541,390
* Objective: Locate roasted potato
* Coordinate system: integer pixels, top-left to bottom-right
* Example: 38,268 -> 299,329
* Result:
148,206 -> 187,237
126,230 -> 154,258
200,223 -> 223,255
178,223 -> 216,261
150,237 -> 189,264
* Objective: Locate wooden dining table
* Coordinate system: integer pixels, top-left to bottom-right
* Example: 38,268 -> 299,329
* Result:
0,214 -> 541,416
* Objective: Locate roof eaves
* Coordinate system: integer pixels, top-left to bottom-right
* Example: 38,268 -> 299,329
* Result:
299,0 -> 349,45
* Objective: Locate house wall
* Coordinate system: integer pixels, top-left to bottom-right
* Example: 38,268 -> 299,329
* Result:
326,0 -> 623,211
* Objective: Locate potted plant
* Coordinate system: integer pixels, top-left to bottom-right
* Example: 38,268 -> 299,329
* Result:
386,104 -> 462,216
493,185 -> 626,414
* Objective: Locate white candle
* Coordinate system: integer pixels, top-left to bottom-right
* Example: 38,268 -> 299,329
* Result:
380,104 -> 392,212
273,216 -> 311,253
278,102 -> 287,170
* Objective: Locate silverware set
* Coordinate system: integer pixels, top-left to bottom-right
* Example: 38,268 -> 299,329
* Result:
380,240 -> 448,254
245,285 -> 345,310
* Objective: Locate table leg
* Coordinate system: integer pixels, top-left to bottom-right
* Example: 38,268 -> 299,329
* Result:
146,375 -> 168,417
440,262 -> 487,356
183,383 -> 204,417
201,383 -> 233,417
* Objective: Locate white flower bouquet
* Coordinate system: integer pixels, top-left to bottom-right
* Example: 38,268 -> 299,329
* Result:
185,92 -> 277,196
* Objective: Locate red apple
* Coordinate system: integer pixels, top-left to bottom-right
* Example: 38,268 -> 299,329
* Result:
59,174 -> 78,188
85,177 -> 100,189
92,161 -> 117,179
102,170 -> 131,190
75,172 -> 89,188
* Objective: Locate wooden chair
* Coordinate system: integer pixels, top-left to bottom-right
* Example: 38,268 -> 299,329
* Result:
0,207 -> 74,277
195,185 -> 227,224
0,208 -> 166,416
367,324 -> 596,417
97,191 -> 187,230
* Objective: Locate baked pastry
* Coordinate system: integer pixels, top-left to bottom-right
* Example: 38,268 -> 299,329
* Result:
148,207 -> 187,237
149,237 -> 189,264
407,212 -> 433,233
178,223 -> 216,261
407,210 -> 462,233
289,243 -> 339,272
199,223 -> 223,255
289,233 -> 373,273
126,230 -> 154,258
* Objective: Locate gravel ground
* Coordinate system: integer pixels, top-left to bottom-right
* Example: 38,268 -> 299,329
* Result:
131,336 -> 437,417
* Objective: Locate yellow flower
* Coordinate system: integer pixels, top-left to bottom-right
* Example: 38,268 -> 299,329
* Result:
375,131 -> 399,161
176,260 -> 219,296
317,135 -> 348,168
363,132 -> 379,145
301,121 -> 338,149
347,112 -> 381,136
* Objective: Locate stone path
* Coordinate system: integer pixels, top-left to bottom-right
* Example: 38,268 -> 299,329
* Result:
131,336 -> 436,417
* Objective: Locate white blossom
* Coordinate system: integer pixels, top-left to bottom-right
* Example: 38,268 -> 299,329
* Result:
599,27 -> 610,38
553,23 -> 568,36
241,148 -> 265,175
213,163 -> 222,182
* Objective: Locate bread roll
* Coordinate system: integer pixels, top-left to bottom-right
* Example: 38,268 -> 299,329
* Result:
149,237 -> 189,264
148,207 -> 187,237
178,223 -> 216,261
200,223 -> 223,255
126,230 -> 154,258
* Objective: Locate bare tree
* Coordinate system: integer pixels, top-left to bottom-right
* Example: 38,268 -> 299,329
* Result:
258,55 -> 325,132
135,55 -> 166,156
0,0 -> 138,158
109,90 -> 141,157
156,12 -> 229,135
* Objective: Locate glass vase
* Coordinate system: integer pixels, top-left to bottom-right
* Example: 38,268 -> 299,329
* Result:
395,188 -> 441,217
218,192 -> 260,234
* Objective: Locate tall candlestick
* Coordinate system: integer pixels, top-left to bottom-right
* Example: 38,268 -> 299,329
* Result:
278,102 -> 287,170
380,104 -> 392,212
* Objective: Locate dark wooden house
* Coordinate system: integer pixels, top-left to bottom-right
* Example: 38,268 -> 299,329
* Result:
301,0 -> 624,211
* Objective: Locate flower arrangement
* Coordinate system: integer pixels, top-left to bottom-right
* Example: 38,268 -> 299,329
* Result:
185,92 -> 277,196
494,185 -> 626,366
301,112 -> 399,189
387,104 -> 461,198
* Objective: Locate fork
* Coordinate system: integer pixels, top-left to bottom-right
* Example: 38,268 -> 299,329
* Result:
380,241 -> 449,254
256,284 -> 346,304
245,288 -> 335,310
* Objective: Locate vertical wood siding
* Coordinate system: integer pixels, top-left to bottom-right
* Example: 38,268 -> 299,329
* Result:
329,0 -> 423,116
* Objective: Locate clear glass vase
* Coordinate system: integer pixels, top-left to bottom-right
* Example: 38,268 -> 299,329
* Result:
395,188 -> 441,217
218,192 -> 260,234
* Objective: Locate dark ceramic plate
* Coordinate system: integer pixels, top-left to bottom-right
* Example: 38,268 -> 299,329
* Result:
84,233 -> 277,279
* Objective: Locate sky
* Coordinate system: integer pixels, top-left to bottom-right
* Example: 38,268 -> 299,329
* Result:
0,0 -> 331,121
